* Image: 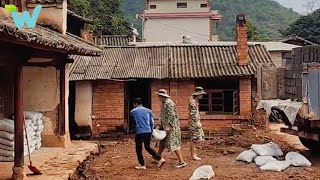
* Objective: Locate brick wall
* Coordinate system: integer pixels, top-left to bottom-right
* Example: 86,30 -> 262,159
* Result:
92,80 -> 125,133
239,78 -> 252,117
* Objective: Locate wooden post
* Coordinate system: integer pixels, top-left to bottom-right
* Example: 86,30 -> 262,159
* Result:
58,64 -> 66,135
12,64 -> 25,179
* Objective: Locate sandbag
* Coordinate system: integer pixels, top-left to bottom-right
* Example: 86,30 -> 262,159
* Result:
152,129 -> 167,141
36,124 -> 44,132
0,148 -> 14,157
254,156 -> 277,167
37,113 -> 43,120
35,142 -> 41,150
35,119 -> 43,126
251,142 -> 283,156
0,137 -> 14,147
0,156 -> 13,162
260,161 -> 291,172
189,165 -> 215,180
0,120 -> 14,133
0,131 -> 14,141
236,149 -> 257,163
285,152 -> 312,167
24,112 -> 38,121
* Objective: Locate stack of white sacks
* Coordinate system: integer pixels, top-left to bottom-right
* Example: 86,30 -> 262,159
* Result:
0,111 -> 44,162
236,142 -> 312,172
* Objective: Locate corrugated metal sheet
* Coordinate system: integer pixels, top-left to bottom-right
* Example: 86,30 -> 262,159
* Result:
69,44 -> 274,80
94,35 -> 131,46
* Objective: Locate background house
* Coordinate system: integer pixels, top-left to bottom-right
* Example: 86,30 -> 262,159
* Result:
69,16 -> 274,136
141,0 -> 222,42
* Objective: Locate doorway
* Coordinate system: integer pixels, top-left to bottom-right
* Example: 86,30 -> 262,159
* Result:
125,79 -> 151,134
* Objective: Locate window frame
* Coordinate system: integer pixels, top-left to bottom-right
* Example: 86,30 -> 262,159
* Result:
177,2 -> 187,8
200,3 -> 208,8
199,89 -> 239,115
149,4 -> 157,9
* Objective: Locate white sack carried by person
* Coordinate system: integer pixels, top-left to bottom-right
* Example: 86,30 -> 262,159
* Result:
260,161 -> 291,172
251,142 -> 283,156
189,165 -> 215,180
152,129 -> 167,141
285,152 -> 312,167
254,156 -> 277,167
236,149 -> 257,163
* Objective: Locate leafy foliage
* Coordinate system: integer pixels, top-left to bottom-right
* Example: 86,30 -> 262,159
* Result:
281,9 -> 320,44
68,0 -> 130,35
212,0 -> 300,41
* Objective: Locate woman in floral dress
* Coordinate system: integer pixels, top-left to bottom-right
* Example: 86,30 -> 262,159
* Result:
189,87 -> 206,160
155,89 -> 187,168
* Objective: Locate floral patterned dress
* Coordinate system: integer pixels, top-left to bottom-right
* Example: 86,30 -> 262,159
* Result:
159,98 -> 182,151
188,96 -> 204,141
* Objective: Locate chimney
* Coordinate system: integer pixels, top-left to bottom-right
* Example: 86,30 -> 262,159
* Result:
236,14 -> 248,65
27,0 -> 67,35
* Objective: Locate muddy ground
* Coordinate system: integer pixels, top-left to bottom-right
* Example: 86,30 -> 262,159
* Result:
70,131 -> 320,180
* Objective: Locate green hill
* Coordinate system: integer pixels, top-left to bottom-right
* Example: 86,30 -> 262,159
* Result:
120,0 -> 300,41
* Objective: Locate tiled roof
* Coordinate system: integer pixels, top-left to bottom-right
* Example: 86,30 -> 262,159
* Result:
0,16 -> 102,56
131,41 -> 301,52
67,10 -> 93,24
69,44 -> 274,80
94,35 -> 131,46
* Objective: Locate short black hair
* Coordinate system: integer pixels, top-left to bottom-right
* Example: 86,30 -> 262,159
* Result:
133,98 -> 142,105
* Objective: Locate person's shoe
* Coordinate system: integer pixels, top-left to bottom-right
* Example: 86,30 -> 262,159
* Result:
192,155 -> 201,161
158,158 -> 166,168
175,162 -> 187,168
149,155 -> 158,163
135,165 -> 146,170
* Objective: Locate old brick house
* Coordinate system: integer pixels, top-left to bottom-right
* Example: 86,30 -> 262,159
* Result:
70,15 -> 274,136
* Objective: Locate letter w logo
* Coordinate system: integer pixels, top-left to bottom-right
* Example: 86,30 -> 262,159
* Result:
11,5 -> 42,28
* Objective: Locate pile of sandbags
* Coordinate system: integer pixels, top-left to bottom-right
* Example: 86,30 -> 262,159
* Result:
236,142 -> 311,172
0,111 -> 44,162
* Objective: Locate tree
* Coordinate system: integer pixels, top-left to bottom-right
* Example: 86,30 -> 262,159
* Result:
247,21 -> 261,41
68,0 -> 130,35
281,9 -> 320,44
303,0 -> 319,13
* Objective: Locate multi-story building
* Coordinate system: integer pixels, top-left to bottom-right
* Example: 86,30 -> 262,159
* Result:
141,0 -> 222,42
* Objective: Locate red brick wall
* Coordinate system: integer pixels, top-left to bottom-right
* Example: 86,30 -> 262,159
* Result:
92,80 -> 125,133
92,78 -> 253,133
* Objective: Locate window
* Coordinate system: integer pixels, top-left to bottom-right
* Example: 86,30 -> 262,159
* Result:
150,4 -> 157,9
200,3 -> 208,8
177,2 -> 187,8
197,79 -> 239,114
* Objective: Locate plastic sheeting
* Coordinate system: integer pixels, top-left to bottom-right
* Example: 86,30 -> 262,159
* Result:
256,99 -> 302,126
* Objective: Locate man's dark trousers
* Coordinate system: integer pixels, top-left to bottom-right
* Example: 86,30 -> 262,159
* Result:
135,132 -> 161,166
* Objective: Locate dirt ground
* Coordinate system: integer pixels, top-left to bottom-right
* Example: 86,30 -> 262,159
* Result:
70,131 -> 320,180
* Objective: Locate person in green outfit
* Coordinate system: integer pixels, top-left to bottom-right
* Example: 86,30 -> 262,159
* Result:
188,87 -> 206,161
155,89 -> 187,168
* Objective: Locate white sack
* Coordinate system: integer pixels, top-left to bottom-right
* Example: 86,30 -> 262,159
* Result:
35,120 -> 43,126
0,148 -> 14,157
251,142 -> 283,156
35,143 -> 41,150
189,165 -> 215,180
0,131 -> 14,141
0,120 -> 14,133
285,152 -> 312,167
0,137 -> 14,147
36,125 -> 44,132
0,156 -> 13,162
254,156 -> 277,167
24,112 -> 38,121
37,113 -> 43,120
236,149 -> 258,163
152,129 -> 167,141
260,161 -> 291,172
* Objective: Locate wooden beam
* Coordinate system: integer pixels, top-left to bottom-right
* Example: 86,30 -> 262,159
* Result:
58,63 -> 66,135
13,64 -> 24,167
